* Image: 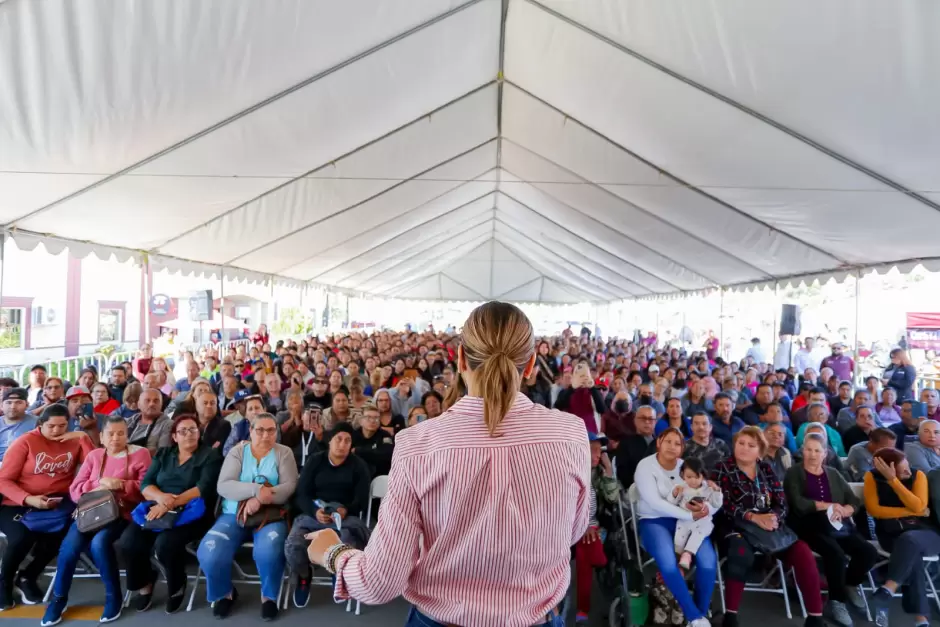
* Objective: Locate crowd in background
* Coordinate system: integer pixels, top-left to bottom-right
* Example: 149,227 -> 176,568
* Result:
0,323 -> 936,627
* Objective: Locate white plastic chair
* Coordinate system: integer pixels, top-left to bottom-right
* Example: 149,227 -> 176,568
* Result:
347,475 -> 389,616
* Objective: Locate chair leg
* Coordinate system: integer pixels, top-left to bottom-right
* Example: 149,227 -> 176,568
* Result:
355,599 -> 361,616
779,562 -> 795,620
716,559 -> 726,614
858,584 -> 872,622
186,566 -> 201,612
43,571 -> 56,603
925,564 -> 940,616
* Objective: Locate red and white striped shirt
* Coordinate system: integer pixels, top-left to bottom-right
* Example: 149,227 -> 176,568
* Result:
334,393 -> 591,627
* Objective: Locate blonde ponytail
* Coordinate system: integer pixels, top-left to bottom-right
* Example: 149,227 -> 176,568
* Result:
459,302 -> 534,436
478,352 -> 521,435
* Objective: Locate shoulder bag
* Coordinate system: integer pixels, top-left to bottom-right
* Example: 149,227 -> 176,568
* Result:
21,498 -> 75,533
236,475 -> 287,529
735,470 -> 798,554
75,451 -> 129,534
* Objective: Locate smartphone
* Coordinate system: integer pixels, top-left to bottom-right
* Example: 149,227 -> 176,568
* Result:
46,497 -> 64,505
689,496 -> 705,505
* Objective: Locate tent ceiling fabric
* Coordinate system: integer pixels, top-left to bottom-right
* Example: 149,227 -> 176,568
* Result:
3,0 -> 939,303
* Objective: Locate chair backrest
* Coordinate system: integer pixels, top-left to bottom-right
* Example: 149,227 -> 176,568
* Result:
365,475 -> 390,523
849,482 -> 864,501
370,475 -> 390,500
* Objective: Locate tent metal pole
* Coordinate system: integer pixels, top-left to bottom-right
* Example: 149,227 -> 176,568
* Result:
719,289 -> 725,362
854,271 -> 861,386
0,233 -> 6,322
143,254 -> 152,344
773,281 -> 779,358
220,267 -> 226,342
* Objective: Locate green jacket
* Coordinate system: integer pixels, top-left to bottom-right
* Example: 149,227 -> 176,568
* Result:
592,466 -> 619,505
783,462 -> 860,518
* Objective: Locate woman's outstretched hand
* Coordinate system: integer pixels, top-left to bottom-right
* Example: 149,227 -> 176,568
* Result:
306,528 -> 342,566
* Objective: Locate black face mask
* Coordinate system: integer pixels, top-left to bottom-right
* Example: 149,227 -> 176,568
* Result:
639,394 -> 653,405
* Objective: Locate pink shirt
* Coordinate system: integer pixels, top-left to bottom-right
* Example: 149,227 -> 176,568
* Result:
69,445 -> 152,518
334,393 -> 591,627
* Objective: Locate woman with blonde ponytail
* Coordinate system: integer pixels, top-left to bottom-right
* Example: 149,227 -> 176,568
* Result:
306,302 -> 591,627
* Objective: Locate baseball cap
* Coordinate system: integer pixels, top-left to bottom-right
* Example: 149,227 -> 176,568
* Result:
304,401 -> 324,411
2,388 -> 28,402
648,364 -> 660,373
66,386 -> 92,400
588,432 -> 609,447
234,389 -> 255,403
30,364 -> 47,373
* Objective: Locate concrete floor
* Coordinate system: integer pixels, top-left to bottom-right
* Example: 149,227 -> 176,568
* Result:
0,567 -> 933,627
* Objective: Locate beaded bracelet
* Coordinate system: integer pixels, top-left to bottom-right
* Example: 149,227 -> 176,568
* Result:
324,543 -> 354,574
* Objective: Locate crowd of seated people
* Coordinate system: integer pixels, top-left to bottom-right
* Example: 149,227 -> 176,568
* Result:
0,328 -> 937,627
0,330 -> 467,623
523,332 -> 938,627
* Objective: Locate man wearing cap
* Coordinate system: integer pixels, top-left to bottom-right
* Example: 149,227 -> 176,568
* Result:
64,385 -> 101,445
820,343 -> 855,385
0,388 -> 36,462
26,365 -> 47,405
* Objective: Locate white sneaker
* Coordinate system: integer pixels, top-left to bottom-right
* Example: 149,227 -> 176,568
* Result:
688,618 -> 712,627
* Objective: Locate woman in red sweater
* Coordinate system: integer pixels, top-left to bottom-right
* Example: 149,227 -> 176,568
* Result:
91,382 -> 120,416
43,416 -> 152,625
0,405 -> 94,610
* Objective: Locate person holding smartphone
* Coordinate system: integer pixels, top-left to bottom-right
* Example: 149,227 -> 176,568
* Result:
0,405 -> 94,610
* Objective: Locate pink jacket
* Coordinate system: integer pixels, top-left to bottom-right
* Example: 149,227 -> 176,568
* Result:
69,445 -> 152,518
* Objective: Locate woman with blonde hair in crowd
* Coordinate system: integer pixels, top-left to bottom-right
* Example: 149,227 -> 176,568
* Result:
306,302 -> 590,626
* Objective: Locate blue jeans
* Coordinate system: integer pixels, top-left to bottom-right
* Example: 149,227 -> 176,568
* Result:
638,517 -> 716,621
53,519 -> 127,601
196,514 -> 287,602
404,606 -> 564,626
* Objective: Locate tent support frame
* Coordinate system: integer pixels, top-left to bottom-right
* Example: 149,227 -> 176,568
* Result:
523,0 -> 940,218
495,217 -> 627,299
226,136 -> 498,265
498,188 -> 675,293
6,0 -> 489,230
503,81 -> 847,267
503,137 -> 777,281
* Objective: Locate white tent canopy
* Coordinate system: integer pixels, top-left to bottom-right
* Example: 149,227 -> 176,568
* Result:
2,0 -> 940,303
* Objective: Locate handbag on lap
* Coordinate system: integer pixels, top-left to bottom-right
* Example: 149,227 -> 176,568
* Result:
75,452 -> 128,534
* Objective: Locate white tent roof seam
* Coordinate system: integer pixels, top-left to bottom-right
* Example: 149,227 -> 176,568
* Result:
2,0 -> 940,303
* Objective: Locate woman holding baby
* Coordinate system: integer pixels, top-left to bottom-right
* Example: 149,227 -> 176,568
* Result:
783,432 -> 878,627
634,427 -> 719,627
